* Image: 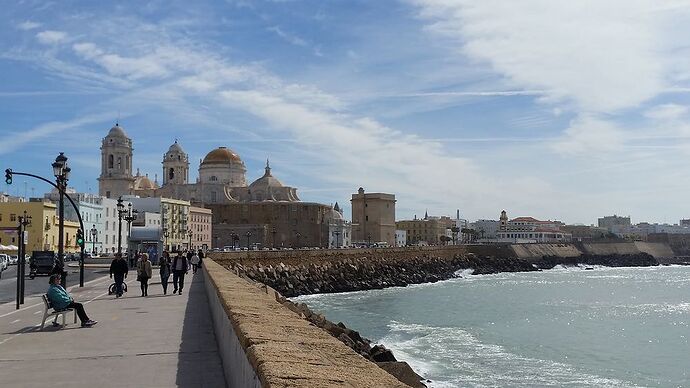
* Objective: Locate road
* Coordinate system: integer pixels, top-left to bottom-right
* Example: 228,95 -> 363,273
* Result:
0,263 -> 110,305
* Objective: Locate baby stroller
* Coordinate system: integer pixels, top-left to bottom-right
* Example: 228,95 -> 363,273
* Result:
108,281 -> 128,296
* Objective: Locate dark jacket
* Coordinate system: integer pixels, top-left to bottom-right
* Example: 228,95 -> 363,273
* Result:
110,259 -> 129,276
159,258 -> 171,277
172,255 -> 189,273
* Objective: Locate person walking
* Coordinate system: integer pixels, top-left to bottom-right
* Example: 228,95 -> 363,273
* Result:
136,253 -> 153,296
109,253 -> 129,298
172,251 -> 189,295
47,274 -> 97,327
190,251 -> 200,274
197,249 -> 204,267
159,251 -> 172,295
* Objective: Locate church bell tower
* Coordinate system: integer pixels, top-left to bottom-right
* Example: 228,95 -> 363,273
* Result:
98,123 -> 134,198
162,140 -> 189,186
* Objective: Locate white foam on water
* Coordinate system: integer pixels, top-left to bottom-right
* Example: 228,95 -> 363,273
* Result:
454,268 -> 475,277
378,321 -> 643,388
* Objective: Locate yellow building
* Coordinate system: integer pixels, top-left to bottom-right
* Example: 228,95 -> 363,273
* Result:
0,199 -> 80,254
396,215 -> 454,246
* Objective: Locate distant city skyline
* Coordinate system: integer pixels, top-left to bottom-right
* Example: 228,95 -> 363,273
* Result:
2,1 -> 690,224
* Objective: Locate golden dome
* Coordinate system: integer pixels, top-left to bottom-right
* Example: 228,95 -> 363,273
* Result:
202,147 -> 242,164
134,174 -> 157,190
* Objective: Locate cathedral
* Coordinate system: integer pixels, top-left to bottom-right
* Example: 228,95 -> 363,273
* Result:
98,124 -> 351,248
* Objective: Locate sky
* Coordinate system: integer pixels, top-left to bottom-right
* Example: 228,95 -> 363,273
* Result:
2,0 -> 690,225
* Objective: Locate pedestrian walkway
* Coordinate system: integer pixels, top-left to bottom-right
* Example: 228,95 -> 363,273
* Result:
0,270 -> 226,388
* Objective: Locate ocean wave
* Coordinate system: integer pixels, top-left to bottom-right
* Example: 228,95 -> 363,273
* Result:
378,321 -> 642,388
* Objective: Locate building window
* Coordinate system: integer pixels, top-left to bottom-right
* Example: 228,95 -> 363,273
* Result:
10,213 -> 16,222
117,157 -> 122,170
108,154 -> 114,169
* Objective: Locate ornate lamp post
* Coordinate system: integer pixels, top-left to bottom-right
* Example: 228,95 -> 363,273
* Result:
294,231 -> 301,248
271,226 -> 277,249
246,230 -> 252,249
163,228 -> 169,251
16,211 -> 31,308
90,224 -> 98,254
116,197 -> 125,254
187,228 -> 193,251
123,203 -> 138,265
367,233 -> 372,247
51,152 -> 70,286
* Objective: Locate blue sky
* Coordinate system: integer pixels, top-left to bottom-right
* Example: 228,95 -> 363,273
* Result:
2,0 -> 690,225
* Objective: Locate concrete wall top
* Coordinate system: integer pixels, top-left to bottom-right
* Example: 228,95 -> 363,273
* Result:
633,242 -> 675,259
204,258 -> 409,387
581,242 -> 641,256
510,243 -> 582,259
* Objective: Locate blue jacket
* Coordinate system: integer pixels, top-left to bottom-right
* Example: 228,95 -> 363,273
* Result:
47,284 -> 72,310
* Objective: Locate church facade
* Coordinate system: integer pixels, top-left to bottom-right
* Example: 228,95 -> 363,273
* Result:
97,124 -> 350,248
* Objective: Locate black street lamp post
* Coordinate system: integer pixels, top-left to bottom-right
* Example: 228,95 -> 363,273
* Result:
294,231 -> 301,248
123,203 -> 138,265
163,228 -> 169,251
367,233 -> 372,247
16,211 -> 31,309
246,230 -> 252,249
6,155 -> 87,287
90,224 -> 97,254
116,197 -> 125,254
51,152 -> 70,287
271,226 -> 277,249
187,229 -> 193,250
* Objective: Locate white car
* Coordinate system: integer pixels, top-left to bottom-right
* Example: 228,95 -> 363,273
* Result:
9,255 -> 18,265
0,254 -> 8,271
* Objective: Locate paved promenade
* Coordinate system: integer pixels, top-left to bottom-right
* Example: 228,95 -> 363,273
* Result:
0,270 -> 226,388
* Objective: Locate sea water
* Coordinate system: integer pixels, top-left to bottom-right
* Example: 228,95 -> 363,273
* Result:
294,266 -> 690,387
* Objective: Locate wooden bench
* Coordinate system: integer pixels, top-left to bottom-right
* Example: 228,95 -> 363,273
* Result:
40,294 -> 77,330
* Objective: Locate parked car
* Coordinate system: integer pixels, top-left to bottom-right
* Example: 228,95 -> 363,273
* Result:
29,251 -> 57,279
0,254 -> 8,271
9,255 -> 18,265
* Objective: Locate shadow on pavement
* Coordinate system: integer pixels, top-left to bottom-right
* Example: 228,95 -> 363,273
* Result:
175,271 -> 227,387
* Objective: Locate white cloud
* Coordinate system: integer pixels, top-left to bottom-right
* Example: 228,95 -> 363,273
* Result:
18,21 -> 42,30
410,0 -> 679,112
36,30 -> 67,45
551,115 -> 625,156
644,103 -> 689,121
268,26 -> 307,47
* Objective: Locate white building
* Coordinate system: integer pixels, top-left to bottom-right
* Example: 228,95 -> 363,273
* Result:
328,203 -> 352,248
101,197 -> 130,253
44,190 -> 106,254
395,230 -> 407,247
495,210 -> 571,243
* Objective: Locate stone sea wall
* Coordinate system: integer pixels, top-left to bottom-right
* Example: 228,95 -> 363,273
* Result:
203,258 -> 411,387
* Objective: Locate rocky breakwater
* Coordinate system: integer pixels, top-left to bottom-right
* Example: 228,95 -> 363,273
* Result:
220,253 -> 537,298
531,252 -> 659,269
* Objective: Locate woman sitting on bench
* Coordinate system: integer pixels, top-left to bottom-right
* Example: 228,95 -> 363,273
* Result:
47,274 -> 98,328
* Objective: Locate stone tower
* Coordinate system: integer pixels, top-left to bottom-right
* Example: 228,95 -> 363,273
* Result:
499,210 -> 508,232
162,140 -> 189,186
98,124 -> 134,198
